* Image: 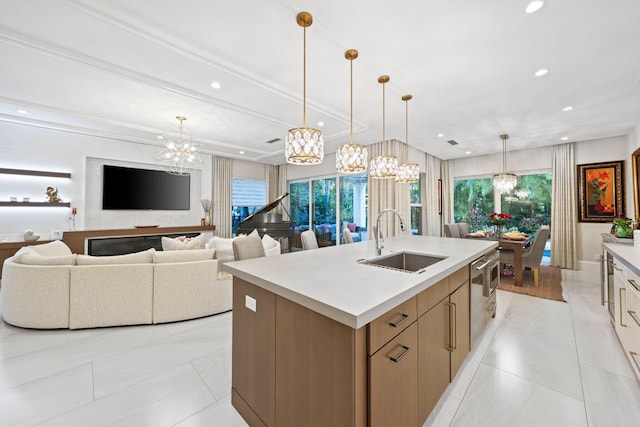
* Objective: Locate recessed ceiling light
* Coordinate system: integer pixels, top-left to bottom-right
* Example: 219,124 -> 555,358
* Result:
16,109 -> 28,114
317,121 -> 324,127
562,106 -> 574,111
210,81 -> 221,89
239,150 -> 245,155
561,136 -> 569,141
466,151 -> 471,155
525,0 -> 545,14
437,133 -> 444,138
534,68 -> 548,77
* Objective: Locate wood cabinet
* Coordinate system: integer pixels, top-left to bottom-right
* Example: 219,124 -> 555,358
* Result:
370,322 -> 418,427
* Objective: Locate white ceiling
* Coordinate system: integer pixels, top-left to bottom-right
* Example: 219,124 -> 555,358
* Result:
2,0 -> 640,164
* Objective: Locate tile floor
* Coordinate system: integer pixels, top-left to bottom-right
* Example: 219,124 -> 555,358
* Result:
1,263 -> 639,427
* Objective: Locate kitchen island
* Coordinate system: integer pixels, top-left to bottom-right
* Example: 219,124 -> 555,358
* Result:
223,235 -> 497,427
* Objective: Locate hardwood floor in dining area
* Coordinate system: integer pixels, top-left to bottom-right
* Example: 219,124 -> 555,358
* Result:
0,262 -> 639,426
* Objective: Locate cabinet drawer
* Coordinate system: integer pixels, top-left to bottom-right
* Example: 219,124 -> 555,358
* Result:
417,278 -> 449,317
369,322 -> 418,427
368,296 -> 417,355
449,265 -> 469,291
625,282 -> 640,379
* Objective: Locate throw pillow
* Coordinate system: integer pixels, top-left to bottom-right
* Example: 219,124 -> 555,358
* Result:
161,234 -> 206,251
348,222 -> 357,233
76,248 -> 155,265
19,252 -> 77,266
153,248 -> 216,263
29,240 -> 73,257
262,233 -> 281,257
208,236 -> 234,264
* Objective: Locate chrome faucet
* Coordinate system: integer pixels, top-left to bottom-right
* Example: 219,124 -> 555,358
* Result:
375,208 -> 406,255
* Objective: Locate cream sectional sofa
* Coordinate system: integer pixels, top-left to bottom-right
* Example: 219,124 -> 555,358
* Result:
1,241 -> 232,329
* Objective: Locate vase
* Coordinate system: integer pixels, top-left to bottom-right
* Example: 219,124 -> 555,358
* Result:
494,225 -> 504,239
204,211 -> 211,226
616,225 -> 631,238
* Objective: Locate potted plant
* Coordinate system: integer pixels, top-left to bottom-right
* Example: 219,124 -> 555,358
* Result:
613,215 -> 633,238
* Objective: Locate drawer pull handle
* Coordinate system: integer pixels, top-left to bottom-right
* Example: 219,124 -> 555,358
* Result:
631,352 -> 640,373
620,288 -> 627,327
628,310 -> 640,327
613,263 -> 623,272
629,279 -> 640,292
390,345 -> 410,363
389,313 -> 409,328
446,301 -> 457,351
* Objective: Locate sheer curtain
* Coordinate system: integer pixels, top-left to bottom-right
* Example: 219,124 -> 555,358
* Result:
278,164 -> 288,216
440,160 -> 454,236
212,156 -> 233,238
423,153 -> 442,236
551,142 -> 577,269
368,140 -> 410,238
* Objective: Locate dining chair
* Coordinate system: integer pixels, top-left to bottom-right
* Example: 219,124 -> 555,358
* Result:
457,223 -> 470,236
232,233 -> 266,261
500,225 -> 550,287
444,223 -> 461,238
301,230 -> 319,250
343,228 -> 354,244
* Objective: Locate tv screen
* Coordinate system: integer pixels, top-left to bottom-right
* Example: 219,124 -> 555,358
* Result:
102,165 -> 190,210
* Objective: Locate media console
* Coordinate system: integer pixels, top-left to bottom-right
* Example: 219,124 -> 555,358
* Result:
62,225 -> 215,255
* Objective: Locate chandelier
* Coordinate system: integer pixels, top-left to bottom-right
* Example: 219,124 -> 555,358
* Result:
285,11 -> 324,165
493,133 -> 517,193
396,94 -> 420,183
336,49 -> 367,174
370,75 -> 398,179
154,116 -> 203,176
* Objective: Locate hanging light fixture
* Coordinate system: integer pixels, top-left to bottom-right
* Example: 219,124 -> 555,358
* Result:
285,11 -> 324,165
396,94 -> 420,183
369,75 -> 398,179
154,116 -> 203,176
493,133 -> 517,192
336,49 -> 367,174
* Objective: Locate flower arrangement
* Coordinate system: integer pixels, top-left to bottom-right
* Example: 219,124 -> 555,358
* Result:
489,212 -> 512,227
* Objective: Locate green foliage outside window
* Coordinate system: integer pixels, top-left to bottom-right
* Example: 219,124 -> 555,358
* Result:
453,178 -> 495,231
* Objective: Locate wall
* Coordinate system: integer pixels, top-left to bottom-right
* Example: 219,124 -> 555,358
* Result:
0,121 -> 211,242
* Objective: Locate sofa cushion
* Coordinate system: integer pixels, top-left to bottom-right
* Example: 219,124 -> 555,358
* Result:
76,248 -> 155,265
18,252 -> 77,265
29,240 -> 73,257
161,234 -> 206,251
153,248 -> 216,263
208,229 -> 259,263
262,233 -> 280,257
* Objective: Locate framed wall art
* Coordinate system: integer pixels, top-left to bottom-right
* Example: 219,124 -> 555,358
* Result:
577,160 -> 624,222
632,147 -> 640,221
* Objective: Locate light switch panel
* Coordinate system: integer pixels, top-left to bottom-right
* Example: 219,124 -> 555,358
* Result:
245,295 -> 256,312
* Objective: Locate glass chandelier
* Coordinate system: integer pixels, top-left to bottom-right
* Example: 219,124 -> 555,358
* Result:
336,49 -> 367,174
369,75 -> 398,179
493,133 -> 517,192
396,94 -> 420,183
154,116 -> 203,176
286,11 -> 324,165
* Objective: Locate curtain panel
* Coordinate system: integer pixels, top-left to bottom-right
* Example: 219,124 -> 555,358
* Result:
212,156 -> 233,238
440,160 -> 454,236
424,153 -> 442,236
551,142 -> 577,269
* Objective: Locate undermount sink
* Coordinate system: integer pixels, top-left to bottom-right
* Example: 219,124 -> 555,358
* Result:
357,251 -> 448,273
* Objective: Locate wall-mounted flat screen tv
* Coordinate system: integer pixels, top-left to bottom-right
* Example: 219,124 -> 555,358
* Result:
102,165 -> 190,210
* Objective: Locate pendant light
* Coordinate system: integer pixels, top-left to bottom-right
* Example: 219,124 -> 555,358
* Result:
493,133 -> 517,192
336,49 -> 367,174
285,11 -> 324,165
369,75 -> 398,179
396,94 -> 420,183
154,116 -> 203,176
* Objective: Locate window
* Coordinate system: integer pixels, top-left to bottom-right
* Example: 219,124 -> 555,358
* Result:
453,173 -> 552,239
409,175 -> 422,235
231,178 -> 266,235
453,177 -> 495,231
290,173 -> 368,250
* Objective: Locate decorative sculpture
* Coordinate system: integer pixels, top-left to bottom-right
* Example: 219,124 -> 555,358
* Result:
45,186 -> 62,203
23,229 -> 40,242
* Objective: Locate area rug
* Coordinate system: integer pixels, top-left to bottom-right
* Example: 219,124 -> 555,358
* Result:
498,265 -> 566,302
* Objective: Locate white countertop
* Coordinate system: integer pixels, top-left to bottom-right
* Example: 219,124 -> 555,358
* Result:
602,242 -> 640,275
223,235 -> 497,329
